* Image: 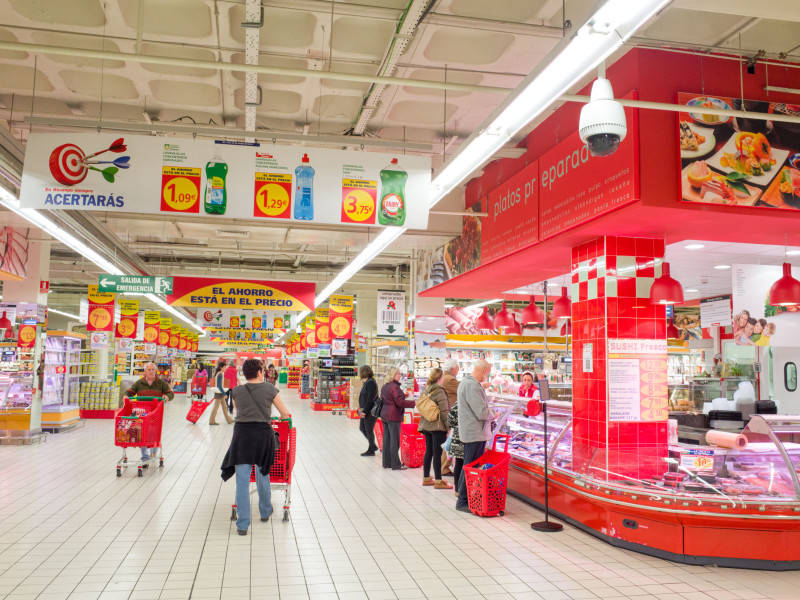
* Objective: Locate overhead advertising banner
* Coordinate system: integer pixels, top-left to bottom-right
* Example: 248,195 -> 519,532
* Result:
305,316 -> 316,348
377,290 -> 405,337
159,317 -> 171,346
169,324 -> 179,349
195,307 -> 285,331
143,311 -> 160,343
17,324 -> 36,348
87,303 -> 114,332
20,133 -> 431,230
677,93 -> 800,210
167,276 -> 314,311
329,295 -> 353,339
210,330 -> 273,341
700,295 -> 732,329
607,339 -> 668,422
87,284 -> 115,305
482,160 -> 539,263
732,264 -> 800,347
0,227 -> 30,281
315,308 -> 330,345
116,299 -> 139,339
539,102 -> 639,241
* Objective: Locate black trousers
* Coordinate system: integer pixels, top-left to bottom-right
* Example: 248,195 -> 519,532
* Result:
456,441 -> 487,508
382,420 -> 402,469
422,430 -> 447,479
452,457 -> 464,491
359,414 -> 377,451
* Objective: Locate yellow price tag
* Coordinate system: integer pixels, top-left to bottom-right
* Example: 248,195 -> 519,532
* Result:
343,189 -> 376,223
117,319 -> 135,337
163,176 -> 199,211
331,316 -> 351,337
90,307 -> 112,330
255,182 -> 291,217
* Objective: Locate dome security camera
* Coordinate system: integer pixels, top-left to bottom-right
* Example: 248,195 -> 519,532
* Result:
579,77 -> 627,157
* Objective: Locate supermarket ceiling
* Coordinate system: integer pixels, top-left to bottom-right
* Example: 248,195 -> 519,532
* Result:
1,0 -> 800,311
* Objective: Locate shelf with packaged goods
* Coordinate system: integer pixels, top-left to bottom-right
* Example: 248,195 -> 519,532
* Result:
486,393 -> 800,569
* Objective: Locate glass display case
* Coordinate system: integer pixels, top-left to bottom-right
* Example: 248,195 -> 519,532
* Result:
687,376 -> 757,412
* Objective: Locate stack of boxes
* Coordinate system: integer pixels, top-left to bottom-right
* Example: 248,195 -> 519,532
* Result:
77,381 -> 120,411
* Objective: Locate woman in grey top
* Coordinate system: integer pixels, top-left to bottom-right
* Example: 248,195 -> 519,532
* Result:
221,358 -> 290,535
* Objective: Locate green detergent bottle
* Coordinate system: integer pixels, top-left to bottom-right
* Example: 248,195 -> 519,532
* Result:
204,150 -> 228,214
378,158 -> 407,226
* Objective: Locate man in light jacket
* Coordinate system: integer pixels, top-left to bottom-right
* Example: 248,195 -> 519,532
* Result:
455,359 -> 495,513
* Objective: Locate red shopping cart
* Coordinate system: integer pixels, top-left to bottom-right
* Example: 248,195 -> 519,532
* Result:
400,423 -> 425,468
231,417 -> 296,523
114,396 -> 165,477
374,419 -> 383,451
463,434 -> 510,517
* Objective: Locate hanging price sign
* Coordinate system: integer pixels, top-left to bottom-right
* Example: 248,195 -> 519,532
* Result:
88,306 -> 113,331
253,173 -> 291,219
341,179 -> 377,224
160,166 -> 201,213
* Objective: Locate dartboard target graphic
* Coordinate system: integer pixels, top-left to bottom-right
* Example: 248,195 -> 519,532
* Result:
49,143 -> 88,185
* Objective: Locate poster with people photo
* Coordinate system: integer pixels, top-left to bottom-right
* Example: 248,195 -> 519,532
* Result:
732,264 -> 800,347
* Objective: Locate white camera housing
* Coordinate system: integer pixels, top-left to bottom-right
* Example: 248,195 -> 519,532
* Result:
579,78 -> 627,157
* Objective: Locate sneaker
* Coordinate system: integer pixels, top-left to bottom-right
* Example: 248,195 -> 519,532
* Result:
422,477 -> 434,486
392,465 -> 408,471
360,451 -> 376,457
455,504 -> 472,514
434,480 -> 453,490
237,529 -> 247,536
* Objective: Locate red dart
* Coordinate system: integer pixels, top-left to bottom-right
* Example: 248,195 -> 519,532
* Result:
85,138 -> 127,159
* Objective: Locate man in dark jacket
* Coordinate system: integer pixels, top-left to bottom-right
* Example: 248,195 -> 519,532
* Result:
358,365 -> 380,456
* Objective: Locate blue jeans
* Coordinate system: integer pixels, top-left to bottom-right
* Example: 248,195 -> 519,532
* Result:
235,464 -> 272,530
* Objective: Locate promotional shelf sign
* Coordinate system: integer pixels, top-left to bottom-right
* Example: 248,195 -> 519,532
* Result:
315,308 -> 330,345
143,311 -> 160,343
116,299 -> 139,339
159,318 -> 171,347
167,276 -> 314,311
377,290 -> 405,337
21,133 -> 431,230
17,324 -> 36,348
329,295 -> 353,339
607,339 -> 668,422
87,284 -> 115,332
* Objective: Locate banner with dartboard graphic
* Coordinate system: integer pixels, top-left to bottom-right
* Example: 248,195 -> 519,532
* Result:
20,132 -> 431,230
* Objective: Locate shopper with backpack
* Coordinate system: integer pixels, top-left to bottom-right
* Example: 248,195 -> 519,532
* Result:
417,367 -> 453,489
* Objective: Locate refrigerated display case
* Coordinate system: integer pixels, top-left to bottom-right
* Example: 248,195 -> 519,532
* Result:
41,332 -> 84,431
488,392 -> 800,570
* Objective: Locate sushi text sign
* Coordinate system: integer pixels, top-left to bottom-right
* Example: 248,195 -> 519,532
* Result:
677,92 -> 800,210
19,132 -> 431,230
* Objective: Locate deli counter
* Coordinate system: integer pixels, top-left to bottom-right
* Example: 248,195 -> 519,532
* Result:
487,392 -> 800,570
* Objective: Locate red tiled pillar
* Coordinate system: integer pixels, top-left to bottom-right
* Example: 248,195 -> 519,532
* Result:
570,236 -> 668,481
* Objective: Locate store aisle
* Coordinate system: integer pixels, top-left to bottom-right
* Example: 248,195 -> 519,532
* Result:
1,392 -> 800,600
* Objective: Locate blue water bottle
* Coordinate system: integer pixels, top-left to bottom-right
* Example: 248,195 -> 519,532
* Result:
294,154 -> 314,221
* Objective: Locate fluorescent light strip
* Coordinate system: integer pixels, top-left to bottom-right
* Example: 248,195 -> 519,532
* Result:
0,189 -> 124,275
466,298 -> 501,310
49,308 -> 80,320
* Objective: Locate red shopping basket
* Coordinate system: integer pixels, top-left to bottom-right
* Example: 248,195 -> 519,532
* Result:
400,423 -> 425,468
271,418 -> 296,485
190,375 -> 207,395
114,397 -> 164,448
464,435 -> 510,517
374,419 -> 383,451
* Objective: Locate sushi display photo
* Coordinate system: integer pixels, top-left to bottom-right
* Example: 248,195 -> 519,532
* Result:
677,92 -> 800,210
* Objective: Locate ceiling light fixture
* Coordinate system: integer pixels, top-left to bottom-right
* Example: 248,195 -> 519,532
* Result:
684,288 -> 699,293
48,308 -> 81,320
666,318 -> 680,339
714,265 -> 731,270
685,244 -> 705,250
493,301 -> 514,328
507,314 -> 522,335
521,295 -> 545,324
650,263 -> 684,305
769,263 -> 800,307
475,307 -> 494,330
786,250 -> 800,256
466,298 -> 501,310
551,287 -> 572,320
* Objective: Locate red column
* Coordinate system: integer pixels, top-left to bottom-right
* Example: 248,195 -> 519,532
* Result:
570,236 -> 669,481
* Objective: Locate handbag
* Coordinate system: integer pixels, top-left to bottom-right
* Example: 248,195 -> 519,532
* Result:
240,384 -> 280,443
370,391 -> 383,419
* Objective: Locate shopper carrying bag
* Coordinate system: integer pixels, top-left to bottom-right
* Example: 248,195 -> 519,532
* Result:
209,360 -> 234,425
418,368 -> 453,489
358,365 -> 379,456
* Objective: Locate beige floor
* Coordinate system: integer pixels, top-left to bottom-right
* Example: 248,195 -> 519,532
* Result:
0,389 -> 799,600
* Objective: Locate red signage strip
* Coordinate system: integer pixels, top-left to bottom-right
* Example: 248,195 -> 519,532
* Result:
167,277 -> 315,311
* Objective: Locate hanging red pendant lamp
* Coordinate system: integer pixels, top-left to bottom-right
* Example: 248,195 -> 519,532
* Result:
769,262 -> 800,306
507,314 -> 522,335
666,318 -> 680,339
494,301 -> 514,329
551,287 -> 572,320
650,262 -> 684,305
0,311 -> 12,339
474,307 -> 494,330
521,295 -> 545,324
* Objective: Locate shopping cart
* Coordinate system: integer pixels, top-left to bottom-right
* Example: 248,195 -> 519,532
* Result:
463,434 -> 510,517
374,419 -> 383,451
231,417 -> 296,523
114,396 -> 164,477
400,423 -> 425,468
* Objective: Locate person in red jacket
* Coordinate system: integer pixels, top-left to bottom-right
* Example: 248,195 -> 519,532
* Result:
380,367 -> 415,470
518,371 -> 540,400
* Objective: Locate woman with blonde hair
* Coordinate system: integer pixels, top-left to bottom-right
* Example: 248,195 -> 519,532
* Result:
418,368 -> 453,489
380,367 -> 415,470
